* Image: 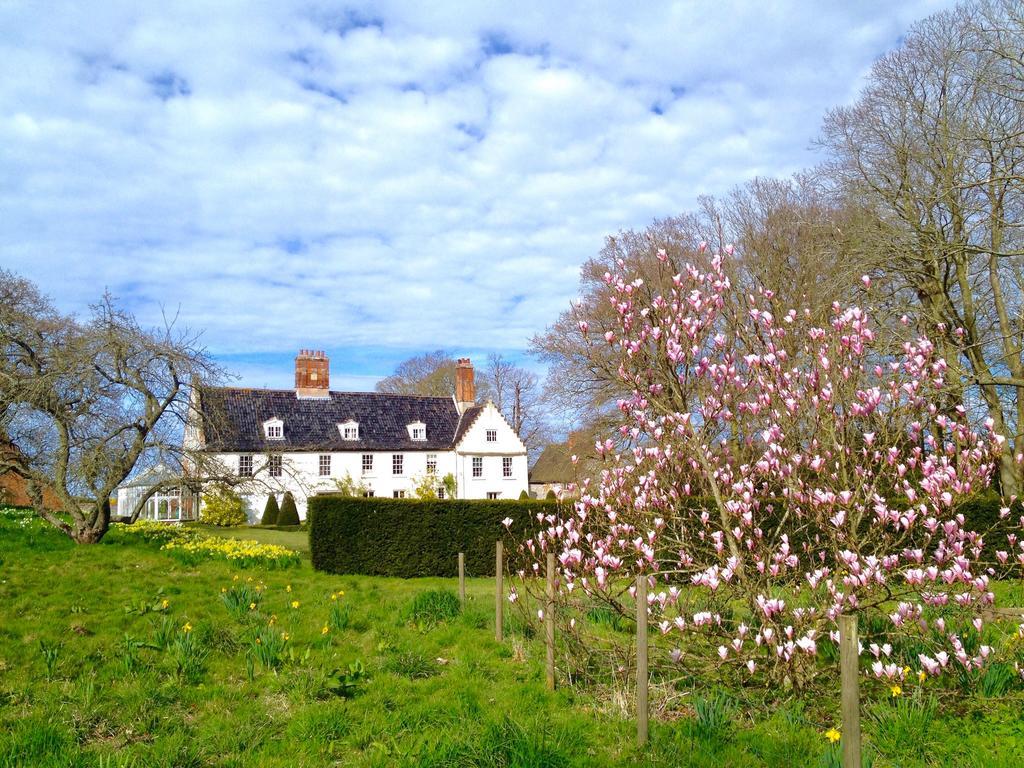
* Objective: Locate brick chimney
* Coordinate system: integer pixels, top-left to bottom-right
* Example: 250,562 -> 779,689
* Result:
295,349 -> 330,399
455,358 -> 475,413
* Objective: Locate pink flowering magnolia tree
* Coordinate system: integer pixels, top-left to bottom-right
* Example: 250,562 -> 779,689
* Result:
517,249 -> 1013,690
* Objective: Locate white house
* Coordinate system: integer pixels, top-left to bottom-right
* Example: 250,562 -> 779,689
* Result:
185,351 -> 529,521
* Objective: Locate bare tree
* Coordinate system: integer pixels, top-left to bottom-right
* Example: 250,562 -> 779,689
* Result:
0,270 -> 222,543
484,353 -> 548,454
819,0 -> 1024,494
375,350 -> 458,396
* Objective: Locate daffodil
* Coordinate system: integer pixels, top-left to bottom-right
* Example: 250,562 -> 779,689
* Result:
249,602 -> 256,610
918,670 -> 926,682
161,599 -> 169,609
286,585 -> 292,593
321,625 -> 329,635
281,632 -> 290,641
291,600 -> 300,609
183,622 -> 193,633
825,728 -> 840,744
890,684 -> 902,697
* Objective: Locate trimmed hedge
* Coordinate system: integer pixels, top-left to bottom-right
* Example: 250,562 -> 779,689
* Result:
278,492 -> 300,526
308,496 -> 556,577
260,494 -> 280,526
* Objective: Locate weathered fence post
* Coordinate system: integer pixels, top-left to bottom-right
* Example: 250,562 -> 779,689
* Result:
458,552 -> 466,609
545,552 -> 556,690
636,573 -> 649,747
495,541 -> 504,643
839,613 -> 861,768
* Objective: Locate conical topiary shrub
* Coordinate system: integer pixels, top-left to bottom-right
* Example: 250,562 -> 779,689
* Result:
545,489 -> 557,500
519,489 -> 530,500
261,494 -> 280,526
278,491 -> 300,526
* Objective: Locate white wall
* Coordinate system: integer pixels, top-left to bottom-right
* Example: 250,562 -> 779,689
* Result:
206,449 -> 460,522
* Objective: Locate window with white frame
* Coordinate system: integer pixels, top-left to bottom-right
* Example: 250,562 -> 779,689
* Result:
437,486 -> 445,499
319,454 -> 331,476
487,491 -> 500,499
486,429 -> 497,442
392,454 -> 404,475
338,421 -> 359,440
393,490 -> 406,498
502,456 -> 513,478
426,454 -> 437,473
238,455 -> 253,477
407,421 -> 426,441
361,454 -> 373,475
264,418 -> 284,440
472,456 -> 483,478
269,455 -> 282,477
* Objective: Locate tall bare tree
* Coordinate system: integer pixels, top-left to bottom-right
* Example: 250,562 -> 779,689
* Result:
484,353 -> 548,454
819,0 -> 1024,494
0,270 -> 221,543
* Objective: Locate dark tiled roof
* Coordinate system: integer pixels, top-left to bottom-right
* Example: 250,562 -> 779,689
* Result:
198,387 -> 464,452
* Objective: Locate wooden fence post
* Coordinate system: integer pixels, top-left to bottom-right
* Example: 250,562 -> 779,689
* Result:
839,613 -> 861,768
495,541 -> 504,643
545,552 -> 555,690
458,552 -> 466,609
636,573 -> 649,747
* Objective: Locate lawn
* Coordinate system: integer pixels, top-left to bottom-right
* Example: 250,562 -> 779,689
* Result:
1,510 -> 1023,767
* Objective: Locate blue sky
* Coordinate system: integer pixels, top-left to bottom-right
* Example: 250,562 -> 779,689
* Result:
0,0 -> 954,390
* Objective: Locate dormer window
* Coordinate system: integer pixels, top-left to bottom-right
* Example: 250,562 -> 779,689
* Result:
338,420 -> 359,441
407,421 -> 426,441
264,418 -> 284,440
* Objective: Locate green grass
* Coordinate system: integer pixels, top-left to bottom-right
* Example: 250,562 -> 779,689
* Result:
1,511 -> 1023,767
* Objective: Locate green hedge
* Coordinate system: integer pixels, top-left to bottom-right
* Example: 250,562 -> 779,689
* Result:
308,496 -> 556,577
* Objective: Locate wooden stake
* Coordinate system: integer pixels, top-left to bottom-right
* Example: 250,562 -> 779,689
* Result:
636,573 -> 649,746
495,541 -> 504,642
458,552 -> 466,609
545,552 -> 555,690
839,614 -> 861,768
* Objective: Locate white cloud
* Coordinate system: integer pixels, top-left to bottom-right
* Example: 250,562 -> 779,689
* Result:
0,0 -> 956,385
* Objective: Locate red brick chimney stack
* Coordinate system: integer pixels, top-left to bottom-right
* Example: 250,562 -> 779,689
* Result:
295,349 -> 330,399
455,358 -> 475,413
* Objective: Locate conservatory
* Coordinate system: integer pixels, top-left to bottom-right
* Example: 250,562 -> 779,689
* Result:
115,463 -> 198,522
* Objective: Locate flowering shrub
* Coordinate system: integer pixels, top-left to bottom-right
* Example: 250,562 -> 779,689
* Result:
200,485 -> 247,527
519,250 -> 1014,692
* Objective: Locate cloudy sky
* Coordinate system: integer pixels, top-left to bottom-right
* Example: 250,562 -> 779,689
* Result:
1,0 -> 953,390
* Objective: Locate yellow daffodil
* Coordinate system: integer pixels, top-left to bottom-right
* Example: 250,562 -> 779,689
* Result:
161,599 -> 169,609
291,600 -> 300,609
321,625 -> 329,635
269,615 -> 277,625
249,602 -> 256,610
281,632 -> 290,641
286,585 -> 292,593
221,587 -> 227,593
330,593 -> 338,601
233,575 -> 239,581
183,622 -> 193,633
825,728 -> 840,743
255,638 -> 262,645
918,670 -> 926,682
890,684 -> 902,697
